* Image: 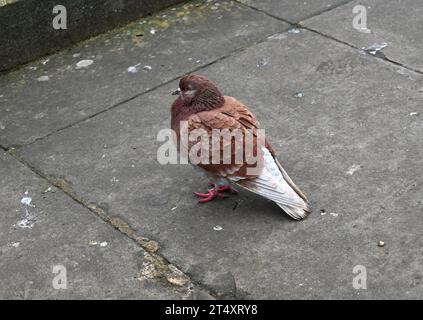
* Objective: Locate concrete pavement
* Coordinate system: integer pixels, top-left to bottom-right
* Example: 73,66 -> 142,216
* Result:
0,0 -> 422,299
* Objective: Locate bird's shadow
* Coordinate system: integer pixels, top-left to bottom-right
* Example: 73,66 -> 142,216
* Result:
194,186 -> 296,224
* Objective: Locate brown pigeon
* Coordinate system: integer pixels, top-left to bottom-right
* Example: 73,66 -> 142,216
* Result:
170,74 -> 311,220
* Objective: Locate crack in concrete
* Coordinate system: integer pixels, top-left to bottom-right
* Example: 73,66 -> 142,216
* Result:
298,0 -> 355,23
234,0 -> 356,25
86,204 -> 190,287
6,148 -> 216,298
234,0 -> 293,25
302,26 -> 423,76
234,0 -> 423,76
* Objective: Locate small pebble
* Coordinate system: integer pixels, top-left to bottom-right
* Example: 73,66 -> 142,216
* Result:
127,66 -> 138,73
11,242 -> 20,248
76,59 -> 94,69
288,28 -> 301,34
213,225 -> 223,231
42,187 -> 53,193
21,196 -> 33,206
257,58 -> 269,68
363,43 -> 388,55
378,241 -> 385,247
347,164 -> 362,175
37,75 -> 49,82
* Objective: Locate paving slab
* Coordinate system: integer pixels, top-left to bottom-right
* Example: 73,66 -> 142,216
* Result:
0,150 -> 196,299
0,0 -> 288,148
303,0 -> 423,73
236,0 -> 352,23
16,29 -> 423,299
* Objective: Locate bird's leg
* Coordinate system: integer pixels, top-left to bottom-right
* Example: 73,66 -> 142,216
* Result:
208,182 -> 238,193
194,182 -> 238,203
216,185 -> 239,194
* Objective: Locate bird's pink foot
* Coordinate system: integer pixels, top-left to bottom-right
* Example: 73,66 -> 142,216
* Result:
207,182 -> 238,194
216,185 -> 238,194
194,184 -> 238,203
194,189 -> 226,203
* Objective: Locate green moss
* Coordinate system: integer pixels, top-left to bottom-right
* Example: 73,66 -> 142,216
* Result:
104,0 -> 234,47
0,0 -> 20,7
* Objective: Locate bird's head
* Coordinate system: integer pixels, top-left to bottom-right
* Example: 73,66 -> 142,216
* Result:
172,74 -> 224,111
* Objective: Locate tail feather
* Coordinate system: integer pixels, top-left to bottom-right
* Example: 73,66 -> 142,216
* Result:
231,147 -> 311,220
274,157 -> 308,202
276,202 -> 311,220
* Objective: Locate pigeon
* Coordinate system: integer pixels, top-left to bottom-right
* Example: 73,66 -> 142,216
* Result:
170,74 -> 311,220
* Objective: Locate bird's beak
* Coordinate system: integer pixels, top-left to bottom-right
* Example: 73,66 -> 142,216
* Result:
172,88 -> 181,95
